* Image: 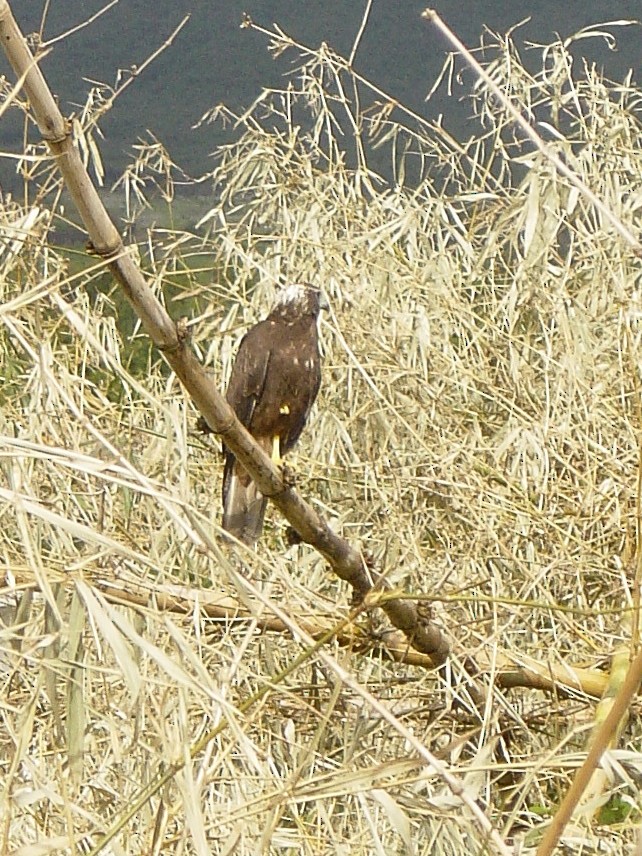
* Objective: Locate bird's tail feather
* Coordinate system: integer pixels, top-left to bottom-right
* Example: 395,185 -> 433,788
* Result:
222,457 -> 267,546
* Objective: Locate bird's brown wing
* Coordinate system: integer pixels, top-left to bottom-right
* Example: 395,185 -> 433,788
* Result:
224,321 -> 272,429
221,322 -> 272,545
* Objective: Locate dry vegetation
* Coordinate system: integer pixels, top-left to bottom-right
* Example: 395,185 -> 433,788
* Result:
1,11 -> 642,854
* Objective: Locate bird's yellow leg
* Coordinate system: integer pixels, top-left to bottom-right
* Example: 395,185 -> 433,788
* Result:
271,435 -> 282,466
274,404 -> 290,466
272,434 -> 296,486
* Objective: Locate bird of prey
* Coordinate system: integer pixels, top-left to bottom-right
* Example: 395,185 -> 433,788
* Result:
221,283 -> 325,545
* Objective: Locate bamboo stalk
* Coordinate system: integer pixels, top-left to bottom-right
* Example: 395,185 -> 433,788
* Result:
535,645 -> 642,856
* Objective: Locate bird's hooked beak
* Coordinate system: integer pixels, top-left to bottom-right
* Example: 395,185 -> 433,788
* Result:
319,290 -> 330,312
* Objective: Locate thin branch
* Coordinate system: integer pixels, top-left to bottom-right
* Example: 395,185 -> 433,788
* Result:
348,0 -> 374,67
39,0 -> 119,48
86,15 -> 191,128
68,572 -> 607,697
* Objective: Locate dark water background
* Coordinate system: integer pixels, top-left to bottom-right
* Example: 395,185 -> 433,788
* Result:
1,1 -> 640,198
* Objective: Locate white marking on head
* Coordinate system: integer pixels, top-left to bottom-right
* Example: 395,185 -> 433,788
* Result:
293,357 -> 299,366
275,283 -> 311,307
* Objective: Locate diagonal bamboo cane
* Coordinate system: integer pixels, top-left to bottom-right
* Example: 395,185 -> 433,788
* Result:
0,0 -> 450,666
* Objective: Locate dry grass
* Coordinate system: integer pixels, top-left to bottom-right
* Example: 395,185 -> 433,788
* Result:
1,16 -> 642,854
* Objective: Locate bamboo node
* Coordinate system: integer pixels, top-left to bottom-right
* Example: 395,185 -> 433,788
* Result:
85,238 -> 124,260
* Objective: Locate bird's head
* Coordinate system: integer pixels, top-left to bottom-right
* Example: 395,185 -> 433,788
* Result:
273,282 -> 328,320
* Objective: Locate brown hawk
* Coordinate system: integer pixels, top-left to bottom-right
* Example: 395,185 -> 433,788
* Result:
219,283 -> 325,545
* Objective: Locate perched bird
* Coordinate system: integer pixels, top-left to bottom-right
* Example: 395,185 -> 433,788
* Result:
220,283 -> 325,545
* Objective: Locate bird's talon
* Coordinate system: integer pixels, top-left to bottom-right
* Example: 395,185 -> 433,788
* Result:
285,526 -> 303,546
281,463 -> 297,487
196,415 -> 213,434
